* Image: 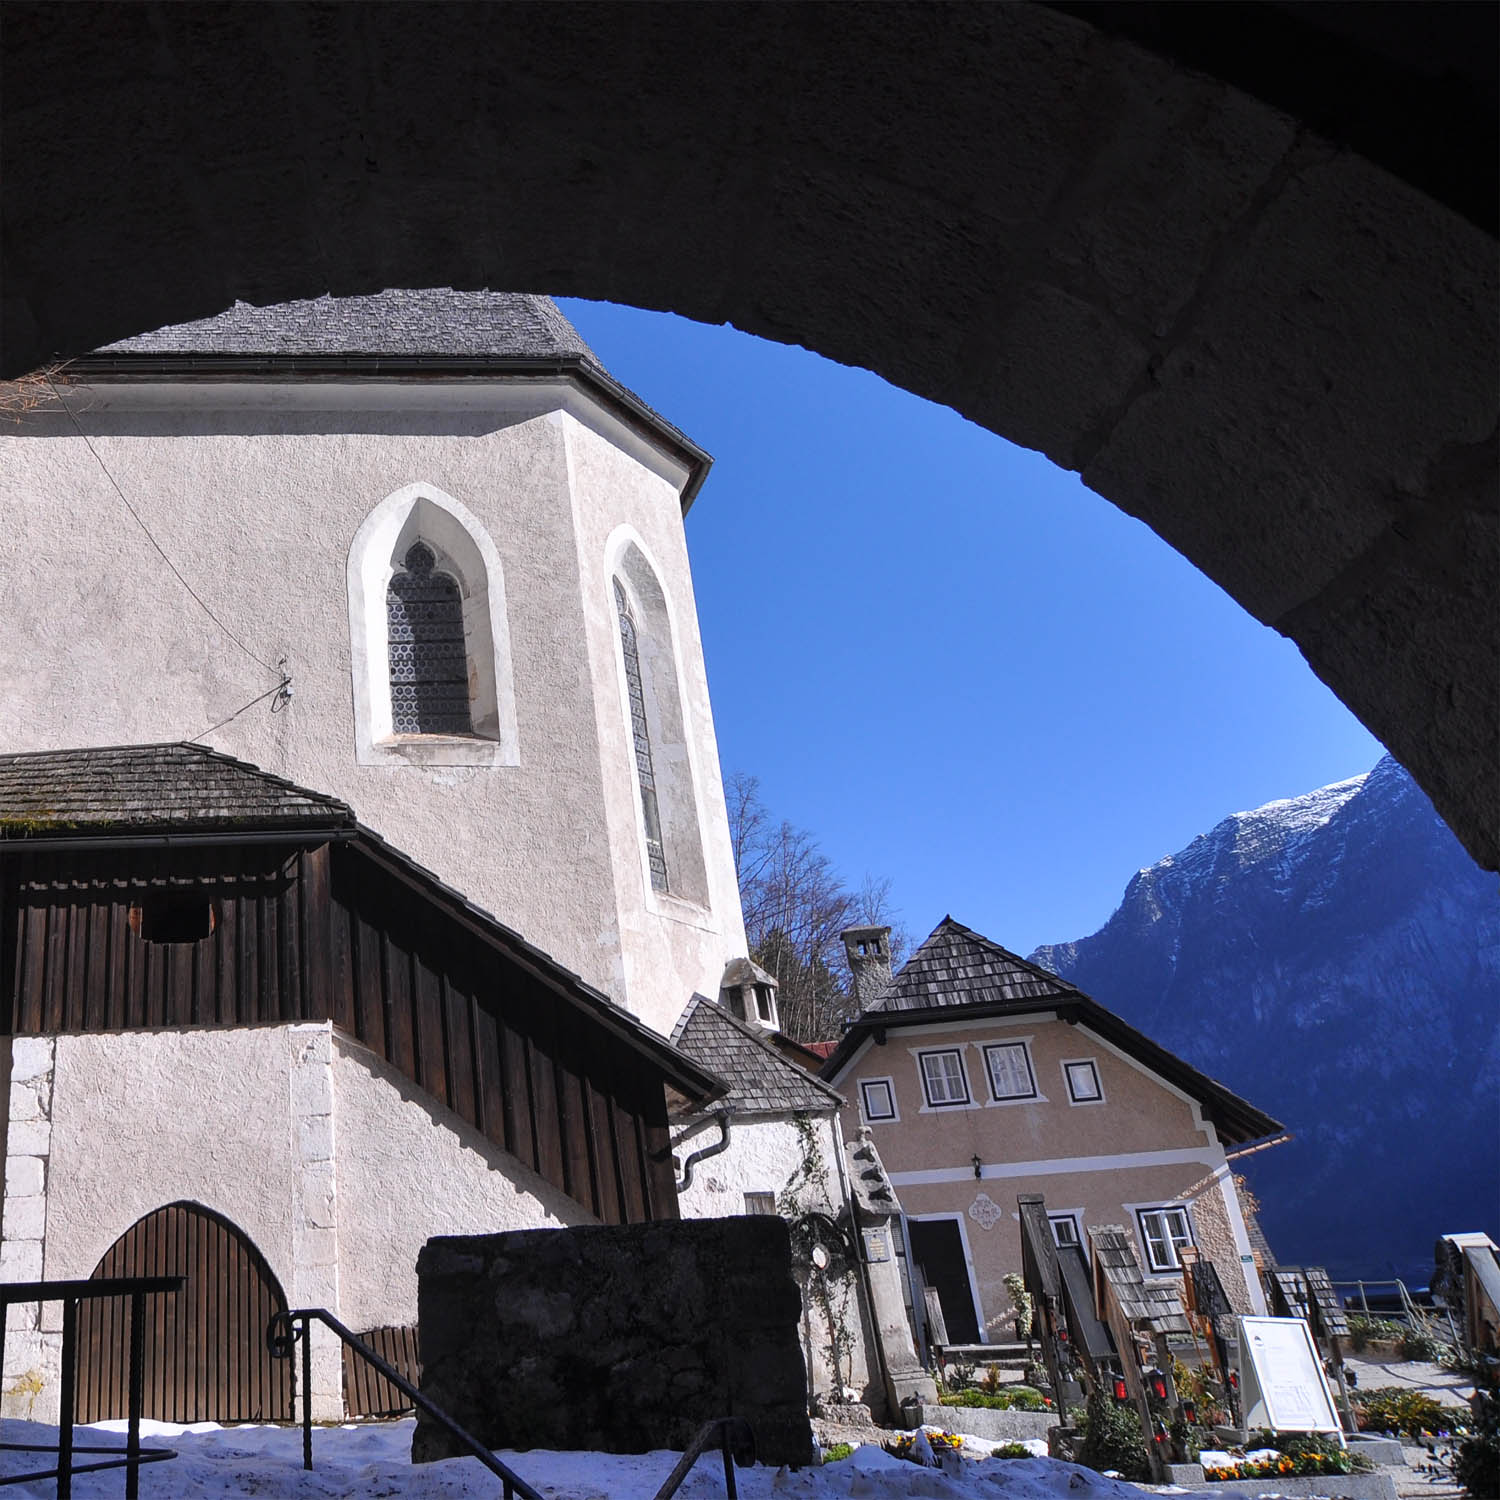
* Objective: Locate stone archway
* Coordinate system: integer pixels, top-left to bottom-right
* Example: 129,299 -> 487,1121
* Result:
2,4 -> 1494,866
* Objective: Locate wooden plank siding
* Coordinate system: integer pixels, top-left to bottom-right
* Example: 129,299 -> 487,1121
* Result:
342,1324 -> 421,1418
0,839 -> 680,1224
326,848 -> 678,1224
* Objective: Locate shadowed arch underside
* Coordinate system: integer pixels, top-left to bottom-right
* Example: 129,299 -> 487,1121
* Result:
3,3 -> 1494,867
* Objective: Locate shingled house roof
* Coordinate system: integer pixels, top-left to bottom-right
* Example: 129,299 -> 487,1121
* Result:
73,289 -> 712,508
872,916 -> 1085,1011
820,916 -> 1282,1147
0,743 -> 354,837
671,994 -> 843,1117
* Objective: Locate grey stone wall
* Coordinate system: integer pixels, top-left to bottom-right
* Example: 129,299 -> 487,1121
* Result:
413,1219 -> 815,1467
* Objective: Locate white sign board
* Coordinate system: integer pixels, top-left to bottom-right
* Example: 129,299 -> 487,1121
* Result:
1235,1316 -> 1343,1437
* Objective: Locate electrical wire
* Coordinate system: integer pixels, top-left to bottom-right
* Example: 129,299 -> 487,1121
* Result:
46,375 -> 282,679
189,674 -> 293,744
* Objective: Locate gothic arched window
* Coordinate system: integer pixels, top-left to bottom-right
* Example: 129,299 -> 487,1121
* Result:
387,542 -> 473,735
614,577 -> 669,892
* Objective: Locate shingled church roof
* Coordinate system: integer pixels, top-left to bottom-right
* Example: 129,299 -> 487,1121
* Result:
94,289 -> 600,363
75,288 -> 713,508
671,994 -> 843,1116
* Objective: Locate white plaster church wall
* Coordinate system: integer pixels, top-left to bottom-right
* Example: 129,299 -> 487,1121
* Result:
674,1111 -> 875,1405
0,381 -> 744,1037
2,1025 -> 346,1420
329,1032 -> 587,1336
0,1023 -> 602,1423
564,415 -> 747,1033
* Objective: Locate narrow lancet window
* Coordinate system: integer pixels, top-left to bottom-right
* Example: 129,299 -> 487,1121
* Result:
387,542 -> 472,734
615,578 -> 669,892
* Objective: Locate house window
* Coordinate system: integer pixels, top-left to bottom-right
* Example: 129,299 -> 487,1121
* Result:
1063,1059 -> 1103,1103
860,1078 -> 897,1122
753,983 -> 777,1026
614,578 -> 669,893
919,1049 -> 970,1107
386,542 -> 473,735
983,1041 -> 1037,1101
743,1192 -> 776,1216
1137,1206 -> 1194,1272
1049,1213 -> 1084,1252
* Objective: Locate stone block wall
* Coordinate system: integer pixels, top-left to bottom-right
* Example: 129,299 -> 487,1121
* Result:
414,1219 -> 815,1466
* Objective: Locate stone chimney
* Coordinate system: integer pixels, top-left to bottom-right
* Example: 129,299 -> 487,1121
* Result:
841,925 -> 893,1007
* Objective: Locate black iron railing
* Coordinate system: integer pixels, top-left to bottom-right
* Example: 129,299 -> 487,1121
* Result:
266,1307 -> 755,1499
0,1275 -> 184,1499
267,1307 -> 547,1500
651,1418 -> 755,1499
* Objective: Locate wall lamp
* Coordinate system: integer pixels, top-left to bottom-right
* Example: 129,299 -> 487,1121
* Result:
972,1154 -> 983,1179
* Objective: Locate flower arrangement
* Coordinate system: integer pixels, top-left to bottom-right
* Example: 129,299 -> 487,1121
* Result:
1202,1450 -> 1353,1481
885,1428 -> 966,1466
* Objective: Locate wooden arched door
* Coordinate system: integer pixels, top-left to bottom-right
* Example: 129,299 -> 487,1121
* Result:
75,1202 -> 294,1423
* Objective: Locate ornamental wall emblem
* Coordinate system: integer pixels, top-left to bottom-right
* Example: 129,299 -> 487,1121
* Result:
968,1192 -> 1003,1231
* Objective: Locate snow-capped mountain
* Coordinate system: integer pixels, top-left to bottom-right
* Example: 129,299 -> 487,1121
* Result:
1031,756 -> 1499,1284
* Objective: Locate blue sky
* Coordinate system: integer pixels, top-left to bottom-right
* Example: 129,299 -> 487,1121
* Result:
561,298 -> 1385,956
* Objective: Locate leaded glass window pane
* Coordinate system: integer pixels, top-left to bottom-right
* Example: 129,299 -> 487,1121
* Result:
615,579 -> 669,892
387,542 -> 473,735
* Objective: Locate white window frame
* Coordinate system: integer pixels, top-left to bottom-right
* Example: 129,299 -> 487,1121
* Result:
917,1048 -> 972,1108
982,1039 -> 1040,1104
1049,1211 -> 1086,1256
743,1191 -> 777,1216
605,530 -> 712,913
860,1076 -> 899,1123
347,482 -> 519,767
1062,1057 -> 1105,1105
1135,1204 -> 1195,1273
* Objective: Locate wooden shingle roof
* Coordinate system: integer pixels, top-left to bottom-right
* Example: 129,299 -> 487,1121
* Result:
0,743 -> 354,838
0,742 -> 727,1110
820,915 -> 1283,1147
1090,1226 -> 1192,1334
670,996 -> 843,1117
871,916 -> 1084,1011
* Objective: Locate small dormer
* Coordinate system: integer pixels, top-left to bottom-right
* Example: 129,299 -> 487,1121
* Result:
719,956 -> 780,1032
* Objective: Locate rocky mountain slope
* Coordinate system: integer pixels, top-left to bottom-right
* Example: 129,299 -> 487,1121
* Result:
1031,756 -> 1499,1284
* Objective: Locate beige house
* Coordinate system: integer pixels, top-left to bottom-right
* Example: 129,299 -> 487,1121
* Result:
820,919 -> 1280,1350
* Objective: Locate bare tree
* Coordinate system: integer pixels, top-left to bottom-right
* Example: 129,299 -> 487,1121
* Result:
726,774 -> 908,1042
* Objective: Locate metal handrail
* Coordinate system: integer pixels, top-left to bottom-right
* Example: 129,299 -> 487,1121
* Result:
266,1307 -> 757,1499
0,1276 -> 184,1499
266,1307 -> 546,1500
651,1417 -> 755,1500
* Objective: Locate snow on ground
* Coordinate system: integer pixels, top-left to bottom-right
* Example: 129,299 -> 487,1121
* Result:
0,1417 -> 1257,1499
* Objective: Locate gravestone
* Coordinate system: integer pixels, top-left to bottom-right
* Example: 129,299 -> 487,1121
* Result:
413,1218 -> 815,1466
